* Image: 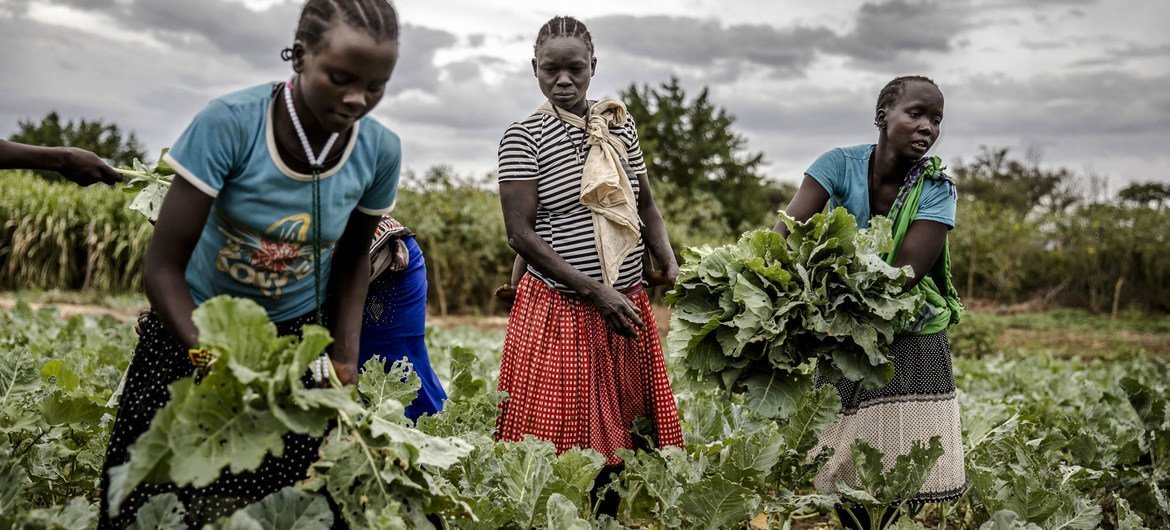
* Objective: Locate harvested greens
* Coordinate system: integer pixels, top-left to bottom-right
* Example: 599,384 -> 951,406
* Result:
666,207 -> 921,417
115,148 -> 174,222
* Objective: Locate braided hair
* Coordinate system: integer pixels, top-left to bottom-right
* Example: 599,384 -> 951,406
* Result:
533,15 -> 594,56
875,75 -> 939,124
282,0 -> 398,60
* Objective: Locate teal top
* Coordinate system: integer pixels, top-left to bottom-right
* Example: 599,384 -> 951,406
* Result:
164,83 -> 401,321
805,144 -> 955,230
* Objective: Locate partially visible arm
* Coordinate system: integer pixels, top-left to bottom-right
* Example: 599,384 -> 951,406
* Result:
635,171 -> 678,285
0,140 -> 121,186
509,255 -> 527,286
772,175 -> 830,236
891,220 -> 948,292
143,177 -> 215,348
325,211 -> 380,386
500,180 -> 644,337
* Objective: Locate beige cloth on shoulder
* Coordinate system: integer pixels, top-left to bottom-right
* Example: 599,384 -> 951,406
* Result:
536,99 -> 642,287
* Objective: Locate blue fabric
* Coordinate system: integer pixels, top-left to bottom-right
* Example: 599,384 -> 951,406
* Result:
805,144 -> 956,229
164,83 -> 401,321
358,236 -> 447,420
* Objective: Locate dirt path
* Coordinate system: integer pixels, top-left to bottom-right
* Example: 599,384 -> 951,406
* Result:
1000,328 -> 1170,357
0,298 -> 140,321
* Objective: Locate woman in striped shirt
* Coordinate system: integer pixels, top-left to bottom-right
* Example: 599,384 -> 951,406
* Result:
494,15 -> 683,512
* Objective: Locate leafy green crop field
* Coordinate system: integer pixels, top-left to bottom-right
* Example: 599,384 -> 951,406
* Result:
2,303 -> 1168,529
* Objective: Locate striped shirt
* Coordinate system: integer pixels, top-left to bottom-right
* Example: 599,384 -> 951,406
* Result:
498,109 -> 648,294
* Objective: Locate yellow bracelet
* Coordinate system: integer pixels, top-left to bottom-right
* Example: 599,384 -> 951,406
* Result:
188,346 -> 216,372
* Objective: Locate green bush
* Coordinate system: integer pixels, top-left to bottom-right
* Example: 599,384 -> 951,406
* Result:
949,199 -> 1170,312
392,167 -> 514,315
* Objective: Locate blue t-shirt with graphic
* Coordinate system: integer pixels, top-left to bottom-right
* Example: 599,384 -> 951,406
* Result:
163,83 -> 400,321
805,144 -> 955,229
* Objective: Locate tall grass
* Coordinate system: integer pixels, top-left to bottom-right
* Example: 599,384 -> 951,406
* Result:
0,168 -> 517,314
0,170 -> 151,293
5,165 -> 1168,316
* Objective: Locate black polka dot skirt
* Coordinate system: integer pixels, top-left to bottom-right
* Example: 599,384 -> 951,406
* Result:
98,310 -> 323,528
810,330 -> 966,502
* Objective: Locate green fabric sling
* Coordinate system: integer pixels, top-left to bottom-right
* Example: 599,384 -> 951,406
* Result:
883,156 -> 964,335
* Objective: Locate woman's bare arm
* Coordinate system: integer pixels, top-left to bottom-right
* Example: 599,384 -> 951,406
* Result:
143,177 -> 214,348
635,171 -> 677,285
325,211 -> 380,385
500,180 -> 644,337
772,175 -> 830,236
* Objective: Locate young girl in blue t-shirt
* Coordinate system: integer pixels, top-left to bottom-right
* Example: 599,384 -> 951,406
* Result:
776,76 -> 965,529
99,1 -> 401,526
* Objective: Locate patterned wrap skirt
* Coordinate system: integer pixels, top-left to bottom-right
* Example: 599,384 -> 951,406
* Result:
810,330 -> 966,502
99,311 -> 323,528
495,275 -> 684,465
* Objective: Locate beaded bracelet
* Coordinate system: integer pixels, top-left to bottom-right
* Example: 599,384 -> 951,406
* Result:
187,346 -> 216,374
310,356 -> 331,385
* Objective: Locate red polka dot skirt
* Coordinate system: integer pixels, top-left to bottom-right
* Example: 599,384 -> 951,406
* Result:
495,275 -> 683,465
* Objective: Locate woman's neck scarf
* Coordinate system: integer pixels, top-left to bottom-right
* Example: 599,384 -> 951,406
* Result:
885,156 -> 963,334
537,99 -> 642,287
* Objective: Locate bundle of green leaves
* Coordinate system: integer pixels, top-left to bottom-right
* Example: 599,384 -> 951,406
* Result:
114,148 -> 173,222
666,207 -> 920,417
105,296 -> 474,528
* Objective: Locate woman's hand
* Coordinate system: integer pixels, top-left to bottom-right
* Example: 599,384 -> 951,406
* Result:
134,308 -> 151,335
330,358 -> 359,386
658,261 -> 680,287
494,283 -> 517,308
588,285 -> 645,338
59,147 -> 122,187
324,211 -> 379,388
309,357 -> 358,387
644,263 -> 678,288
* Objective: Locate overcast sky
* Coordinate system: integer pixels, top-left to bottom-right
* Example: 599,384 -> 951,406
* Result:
2,0 -> 1168,190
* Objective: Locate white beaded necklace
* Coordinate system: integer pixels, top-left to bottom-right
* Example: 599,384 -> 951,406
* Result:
282,79 -> 333,335
284,80 -> 339,168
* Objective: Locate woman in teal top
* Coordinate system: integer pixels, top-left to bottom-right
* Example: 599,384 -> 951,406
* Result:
775,75 -> 964,529
99,1 -> 401,527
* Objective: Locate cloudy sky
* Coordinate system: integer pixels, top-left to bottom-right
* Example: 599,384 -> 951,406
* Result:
2,0 -> 1168,190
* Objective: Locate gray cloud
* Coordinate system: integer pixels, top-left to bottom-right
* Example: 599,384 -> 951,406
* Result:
32,0 -> 460,88
124,1 -> 299,67
588,15 -> 835,78
0,0 -> 30,16
393,24 -> 458,91
828,1 -> 971,65
381,64 -> 533,133
0,15 -> 265,161
970,0 -> 1098,7
1096,42 -> 1170,65
1020,39 -> 1070,50
952,70 -> 1170,137
586,3 -> 979,79
36,0 -> 297,67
